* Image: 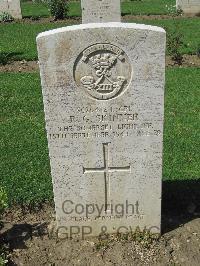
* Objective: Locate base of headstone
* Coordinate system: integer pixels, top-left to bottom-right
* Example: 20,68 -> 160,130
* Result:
0,0 -> 22,19
176,0 -> 200,15
81,0 -> 121,23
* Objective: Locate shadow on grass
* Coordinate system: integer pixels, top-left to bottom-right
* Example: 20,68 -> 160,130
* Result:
162,179 -> 200,234
22,15 -> 49,19
0,52 -> 24,65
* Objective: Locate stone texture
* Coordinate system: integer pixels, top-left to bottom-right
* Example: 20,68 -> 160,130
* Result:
37,23 -> 165,237
176,0 -> 200,14
81,0 -> 121,23
0,0 -> 22,19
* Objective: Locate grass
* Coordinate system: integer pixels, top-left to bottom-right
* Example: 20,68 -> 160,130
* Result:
122,0 -> 175,16
0,17 -> 199,62
0,68 -> 199,205
127,18 -> 200,55
21,1 -> 51,18
163,68 -> 200,181
0,73 -> 52,205
21,0 -> 175,18
0,22 -> 72,61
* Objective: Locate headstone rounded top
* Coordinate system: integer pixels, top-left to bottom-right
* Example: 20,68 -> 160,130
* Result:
37,23 -> 166,40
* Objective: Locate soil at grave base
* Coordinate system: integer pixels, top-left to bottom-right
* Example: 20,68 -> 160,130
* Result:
3,13 -> 199,25
0,61 -> 39,73
0,55 -> 200,73
1,204 -> 200,266
122,13 -> 200,21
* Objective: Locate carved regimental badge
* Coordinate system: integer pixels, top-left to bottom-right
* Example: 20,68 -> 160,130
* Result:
74,43 -> 132,100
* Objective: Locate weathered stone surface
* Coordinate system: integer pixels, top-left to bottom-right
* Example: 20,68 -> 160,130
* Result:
176,0 -> 200,14
81,0 -> 121,23
37,23 -> 165,237
0,0 -> 22,19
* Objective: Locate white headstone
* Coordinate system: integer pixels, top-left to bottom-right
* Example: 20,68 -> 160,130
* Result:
0,0 -> 22,19
176,0 -> 200,14
81,0 -> 121,23
37,23 -> 165,237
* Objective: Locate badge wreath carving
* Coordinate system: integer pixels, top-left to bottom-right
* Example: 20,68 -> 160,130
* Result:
74,43 -> 132,100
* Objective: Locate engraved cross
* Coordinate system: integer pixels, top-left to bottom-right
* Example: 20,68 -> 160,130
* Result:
83,143 -> 131,213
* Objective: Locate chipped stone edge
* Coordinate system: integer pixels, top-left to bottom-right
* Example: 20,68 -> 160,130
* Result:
36,22 -> 166,41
